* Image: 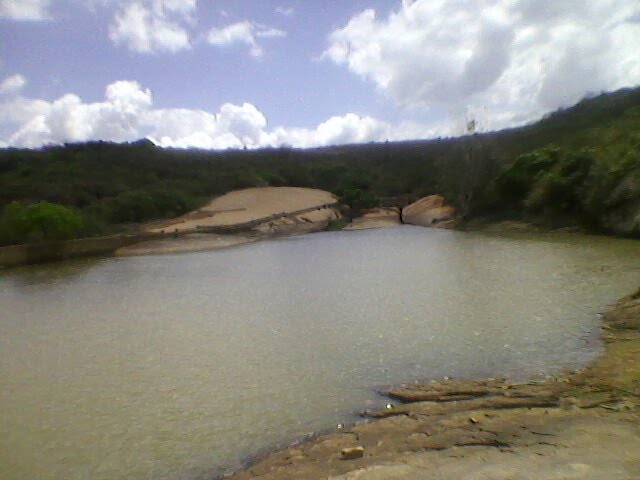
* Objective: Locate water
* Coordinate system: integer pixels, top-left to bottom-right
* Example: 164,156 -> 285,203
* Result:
1,226 -> 639,480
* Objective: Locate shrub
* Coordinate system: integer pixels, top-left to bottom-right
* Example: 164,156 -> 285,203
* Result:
524,149 -> 595,214
95,189 -> 201,224
492,148 -> 560,205
340,189 -> 379,217
0,201 -> 84,244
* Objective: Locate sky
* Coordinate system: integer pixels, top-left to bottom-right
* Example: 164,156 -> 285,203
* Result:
0,0 -> 639,150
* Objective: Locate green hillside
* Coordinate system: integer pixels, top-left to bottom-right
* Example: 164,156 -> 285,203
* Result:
1,86 -> 639,245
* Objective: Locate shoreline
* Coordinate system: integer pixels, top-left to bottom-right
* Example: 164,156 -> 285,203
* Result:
115,210 -> 401,257
2,211 -> 639,477
222,289 -> 640,480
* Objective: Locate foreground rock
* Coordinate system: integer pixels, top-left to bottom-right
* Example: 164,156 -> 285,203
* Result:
344,208 -> 401,231
224,290 -> 640,480
401,195 -> 456,229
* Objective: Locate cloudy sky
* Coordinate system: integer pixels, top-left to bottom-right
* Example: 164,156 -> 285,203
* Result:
1,0 -> 639,149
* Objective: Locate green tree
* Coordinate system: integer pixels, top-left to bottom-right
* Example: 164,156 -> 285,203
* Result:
0,202 -> 84,244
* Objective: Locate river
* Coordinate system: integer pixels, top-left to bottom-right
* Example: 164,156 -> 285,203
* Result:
1,226 -> 639,480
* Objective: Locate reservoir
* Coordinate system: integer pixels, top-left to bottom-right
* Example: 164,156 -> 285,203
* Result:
1,226 -> 639,480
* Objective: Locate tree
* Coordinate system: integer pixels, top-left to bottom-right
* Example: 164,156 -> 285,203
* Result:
0,202 -> 84,244
448,119 -> 500,218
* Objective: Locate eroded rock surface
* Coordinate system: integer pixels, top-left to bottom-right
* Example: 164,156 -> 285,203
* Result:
253,207 -> 342,235
345,208 -> 401,230
401,195 -> 456,229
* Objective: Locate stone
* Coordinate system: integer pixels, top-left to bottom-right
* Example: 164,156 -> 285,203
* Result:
401,195 -> 457,228
344,208 -> 401,230
341,446 -> 365,460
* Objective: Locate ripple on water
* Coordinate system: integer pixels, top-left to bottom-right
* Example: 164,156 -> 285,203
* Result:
1,226 -> 640,480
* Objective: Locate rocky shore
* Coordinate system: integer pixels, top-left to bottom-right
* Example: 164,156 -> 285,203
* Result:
224,290 -> 640,480
116,191 -> 461,256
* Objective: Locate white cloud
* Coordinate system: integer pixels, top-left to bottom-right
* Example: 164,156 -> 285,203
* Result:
256,28 -> 287,39
275,6 -> 294,17
206,21 -> 286,57
0,74 -> 27,95
109,0 -> 196,54
324,0 -> 640,131
2,81 -> 152,148
0,96 -> 50,126
0,80 -> 439,149
154,0 -> 197,15
0,0 -> 50,21
147,103 -> 274,149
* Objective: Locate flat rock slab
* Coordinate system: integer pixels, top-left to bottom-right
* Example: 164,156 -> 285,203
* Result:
329,413 -> 640,480
345,208 -> 402,230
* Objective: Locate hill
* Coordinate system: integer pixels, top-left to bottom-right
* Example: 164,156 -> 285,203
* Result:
1,86 -> 639,245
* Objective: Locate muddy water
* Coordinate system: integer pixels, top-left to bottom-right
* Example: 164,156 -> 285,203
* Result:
1,227 -> 639,480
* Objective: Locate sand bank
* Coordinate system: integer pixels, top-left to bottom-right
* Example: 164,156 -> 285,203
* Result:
148,187 -> 339,233
115,233 -> 258,256
116,187 -> 341,256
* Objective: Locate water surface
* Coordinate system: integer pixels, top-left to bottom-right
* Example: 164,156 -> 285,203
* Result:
1,227 -> 639,479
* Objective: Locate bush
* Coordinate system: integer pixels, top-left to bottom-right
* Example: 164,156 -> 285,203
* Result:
0,201 -> 84,244
524,150 -> 595,214
493,147 -> 560,207
340,189 -> 379,217
94,189 -> 201,224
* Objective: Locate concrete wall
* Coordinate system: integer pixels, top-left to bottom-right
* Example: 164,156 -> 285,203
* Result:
0,233 -> 163,268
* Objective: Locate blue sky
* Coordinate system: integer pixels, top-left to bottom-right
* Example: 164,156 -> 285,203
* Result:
1,0 -> 639,149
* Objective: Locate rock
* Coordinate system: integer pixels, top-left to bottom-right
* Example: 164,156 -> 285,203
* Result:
341,446 -> 365,460
344,208 -> 401,230
402,195 -> 457,229
253,208 -> 341,235
600,175 -> 640,236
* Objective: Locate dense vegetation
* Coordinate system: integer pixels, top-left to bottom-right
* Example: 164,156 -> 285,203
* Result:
0,202 -> 83,244
1,86 -> 640,245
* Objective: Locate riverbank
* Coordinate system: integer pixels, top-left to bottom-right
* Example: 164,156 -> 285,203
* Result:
1,188 -> 604,266
115,187 -> 342,257
0,232 -> 165,268
224,290 -> 640,479
0,188 -> 343,266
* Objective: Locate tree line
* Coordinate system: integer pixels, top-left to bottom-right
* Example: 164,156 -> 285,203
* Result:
1,86 -> 639,245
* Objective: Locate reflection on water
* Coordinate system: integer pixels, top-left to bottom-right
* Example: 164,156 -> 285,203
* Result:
3,257 -> 105,286
1,226 -> 639,480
